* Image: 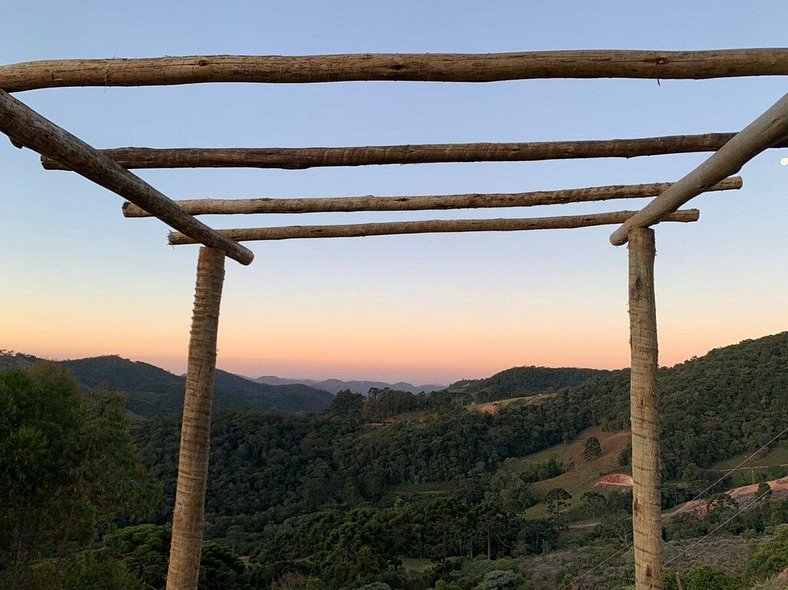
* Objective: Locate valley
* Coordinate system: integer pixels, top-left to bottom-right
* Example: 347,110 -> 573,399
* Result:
2,332 -> 787,589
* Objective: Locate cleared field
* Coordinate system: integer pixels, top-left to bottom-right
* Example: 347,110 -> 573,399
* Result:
511,427 -> 631,517
710,440 -> 788,471
468,392 -> 559,414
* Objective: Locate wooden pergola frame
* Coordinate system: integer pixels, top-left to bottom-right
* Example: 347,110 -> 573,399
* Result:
1,50 -> 786,590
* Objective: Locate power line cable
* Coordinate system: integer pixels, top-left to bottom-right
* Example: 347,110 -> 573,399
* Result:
563,424 -> 787,589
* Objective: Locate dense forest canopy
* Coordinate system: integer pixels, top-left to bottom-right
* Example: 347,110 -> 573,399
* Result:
1,332 -> 786,589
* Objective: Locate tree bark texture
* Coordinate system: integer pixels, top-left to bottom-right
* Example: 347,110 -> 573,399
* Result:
3,49 -> 788,92
122,178 -> 741,217
0,89 -> 253,265
628,228 -> 662,590
41,134 -> 788,171
167,248 -> 226,590
611,93 -> 788,245
168,209 -> 698,244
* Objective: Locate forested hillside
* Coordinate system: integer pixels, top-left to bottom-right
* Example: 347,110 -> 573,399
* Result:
0,352 -> 333,417
2,333 -> 786,589
132,332 -> 788,551
447,366 -> 608,402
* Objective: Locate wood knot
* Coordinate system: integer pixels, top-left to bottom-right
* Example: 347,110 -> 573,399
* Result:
198,59 -> 209,67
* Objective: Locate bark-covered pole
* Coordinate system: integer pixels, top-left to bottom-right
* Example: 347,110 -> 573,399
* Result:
2,49 -> 788,92
628,228 -> 662,590
167,247 -> 225,590
168,209 -> 699,244
0,89 -> 253,265
611,92 -> 788,246
41,134 -> 788,171
121,177 -> 741,217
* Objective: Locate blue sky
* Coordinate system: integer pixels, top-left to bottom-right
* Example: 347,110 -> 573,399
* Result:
1,1 -> 786,382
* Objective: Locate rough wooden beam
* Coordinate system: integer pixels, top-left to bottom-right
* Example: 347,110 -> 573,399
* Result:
42,134 -> 788,171
610,93 -> 788,245
0,89 -> 253,265
3,49 -> 788,92
123,177 -> 742,217
628,228 -> 662,590
168,209 -> 699,244
167,247 -> 225,590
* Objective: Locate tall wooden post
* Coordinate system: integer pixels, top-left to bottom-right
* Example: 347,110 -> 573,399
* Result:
167,247 -> 226,590
628,228 -> 662,590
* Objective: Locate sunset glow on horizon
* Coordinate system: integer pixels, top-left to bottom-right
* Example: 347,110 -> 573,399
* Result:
1,1 -> 786,386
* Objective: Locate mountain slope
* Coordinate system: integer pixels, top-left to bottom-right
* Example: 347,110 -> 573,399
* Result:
0,352 -> 333,418
448,365 -> 609,402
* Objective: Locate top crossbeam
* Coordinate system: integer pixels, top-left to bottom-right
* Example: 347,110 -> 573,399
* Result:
2,49 -> 787,92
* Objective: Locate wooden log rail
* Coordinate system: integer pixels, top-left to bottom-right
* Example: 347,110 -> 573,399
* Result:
0,89 -> 254,265
123,177 -> 742,217
2,49 -> 788,92
168,209 -> 699,244
41,135 -> 788,171
611,92 -> 788,245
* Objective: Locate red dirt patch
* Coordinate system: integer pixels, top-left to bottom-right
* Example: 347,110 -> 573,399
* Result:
595,473 -> 633,490
670,477 -> 788,518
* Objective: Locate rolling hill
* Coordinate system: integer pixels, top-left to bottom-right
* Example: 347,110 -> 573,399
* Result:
447,365 -> 610,402
0,352 -> 333,418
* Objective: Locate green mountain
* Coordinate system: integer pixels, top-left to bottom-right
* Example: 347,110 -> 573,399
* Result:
0,352 -> 333,418
131,331 -> 787,529
447,365 -> 609,402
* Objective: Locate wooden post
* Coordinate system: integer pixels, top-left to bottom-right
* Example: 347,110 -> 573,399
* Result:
628,228 -> 662,590
167,247 -> 225,590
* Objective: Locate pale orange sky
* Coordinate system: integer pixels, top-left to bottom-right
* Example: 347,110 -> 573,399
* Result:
1,1 -> 786,384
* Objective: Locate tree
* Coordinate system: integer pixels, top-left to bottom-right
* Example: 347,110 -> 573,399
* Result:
618,443 -> 631,466
600,511 -> 632,544
682,564 -> 742,590
0,365 -> 153,585
545,488 -> 572,523
104,525 -> 170,588
104,524 -> 252,590
745,525 -> 788,583
331,390 -> 365,424
706,493 -> 738,515
474,502 -> 507,559
756,481 -> 773,502
580,491 -> 607,518
583,436 -> 602,461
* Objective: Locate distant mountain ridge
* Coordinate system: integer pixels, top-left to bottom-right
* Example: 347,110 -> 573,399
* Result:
0,352 -> 333,418
253,375 -> 446,395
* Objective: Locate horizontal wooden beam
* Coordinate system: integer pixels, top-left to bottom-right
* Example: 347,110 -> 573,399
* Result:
168,209 -> 700,244
3,50 -> 788,92
124,177 -> 742,217
0,89 -> 253,265
610,93 -> 788,245
42,134 -> 788,171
